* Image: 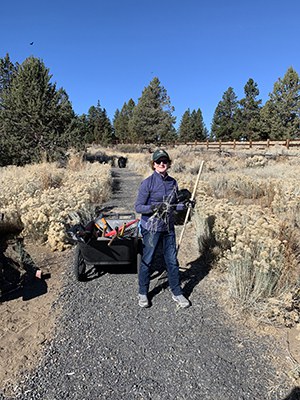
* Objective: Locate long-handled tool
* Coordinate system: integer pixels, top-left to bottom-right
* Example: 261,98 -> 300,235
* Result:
176,160 -> 204,255
154,160 -> 205,287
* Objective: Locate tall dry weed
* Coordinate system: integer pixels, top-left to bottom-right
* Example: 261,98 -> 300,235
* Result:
66,150 -> 85,171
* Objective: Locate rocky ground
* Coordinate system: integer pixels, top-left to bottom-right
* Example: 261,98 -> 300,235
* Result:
0,167 -> 299,400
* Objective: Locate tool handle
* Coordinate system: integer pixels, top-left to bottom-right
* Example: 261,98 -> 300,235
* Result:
177,161 -> 204,255
104,219 -> 139,237
108,227 -> 119,246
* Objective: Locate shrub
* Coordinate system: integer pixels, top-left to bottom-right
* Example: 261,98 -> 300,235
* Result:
0,159 -> 112,251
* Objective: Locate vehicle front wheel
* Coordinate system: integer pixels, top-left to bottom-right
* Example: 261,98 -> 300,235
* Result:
74,246 -> 87,281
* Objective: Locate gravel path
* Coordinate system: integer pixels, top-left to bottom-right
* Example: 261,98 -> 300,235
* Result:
1,167 -> 294,400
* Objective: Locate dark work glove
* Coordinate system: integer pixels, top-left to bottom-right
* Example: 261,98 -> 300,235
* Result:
185,199 -> 196,209
151,202 -> 168,214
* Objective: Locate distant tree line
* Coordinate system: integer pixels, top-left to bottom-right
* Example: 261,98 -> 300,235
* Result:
0,53 -> 300,166
210,70 -> 300,141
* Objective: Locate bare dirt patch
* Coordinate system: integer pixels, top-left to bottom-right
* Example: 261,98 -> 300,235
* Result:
0,243 -> 71,392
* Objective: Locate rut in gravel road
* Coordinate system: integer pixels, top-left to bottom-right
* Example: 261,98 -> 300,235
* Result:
6,167 -> 294,400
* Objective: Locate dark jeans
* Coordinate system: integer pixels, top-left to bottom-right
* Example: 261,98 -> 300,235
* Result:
138,227 -> 182,296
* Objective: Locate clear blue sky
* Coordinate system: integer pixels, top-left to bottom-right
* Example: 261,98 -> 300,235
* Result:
1,0 -> 300,130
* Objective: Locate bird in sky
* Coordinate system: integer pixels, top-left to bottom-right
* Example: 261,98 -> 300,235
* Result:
30,42 -> 34,45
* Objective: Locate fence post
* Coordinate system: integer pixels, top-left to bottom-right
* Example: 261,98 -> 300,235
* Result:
206,140 -> 209,149
267,139 -> 270,148
233,139 -> 236,150
249,139 -> 252,149
286,139 -> 290,149
219,140 -> 222,150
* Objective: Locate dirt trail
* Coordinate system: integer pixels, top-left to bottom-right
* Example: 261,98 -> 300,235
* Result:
0,245 -> 71,390
0,166 -> 298,399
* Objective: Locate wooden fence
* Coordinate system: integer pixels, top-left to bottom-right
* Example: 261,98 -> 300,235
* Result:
182,139 -> 300,150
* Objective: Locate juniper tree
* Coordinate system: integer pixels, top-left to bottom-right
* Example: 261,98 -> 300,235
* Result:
211,87 -> 239,141
0,56 -> 74,166
260,67 -> 300,139
129,77 -> 176,143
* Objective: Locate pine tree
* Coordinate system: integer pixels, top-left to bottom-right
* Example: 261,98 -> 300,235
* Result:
190,109 -> 208,141
113,98 -> 135,143
178,108 -> 207,142
63,114 -> 90,151
129,77 -> 176,143
87,101 -> 113,145
260,67 -> 300,139
0,53 -> 17,107
178,109 -> 192,142
211,87 -> 239,140
0,56 -> 74,166
113,108 -> 121,139
237,78 -> 262,140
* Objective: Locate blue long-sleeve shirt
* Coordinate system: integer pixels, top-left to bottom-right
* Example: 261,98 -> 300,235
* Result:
135,171 -> 184,232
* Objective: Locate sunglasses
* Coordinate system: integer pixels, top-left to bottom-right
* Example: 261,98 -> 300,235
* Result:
155,158 -> 169,165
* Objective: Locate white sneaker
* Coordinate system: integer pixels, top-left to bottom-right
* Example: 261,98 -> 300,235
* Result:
138,294 -> 149,308
172,294 -> 190,308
